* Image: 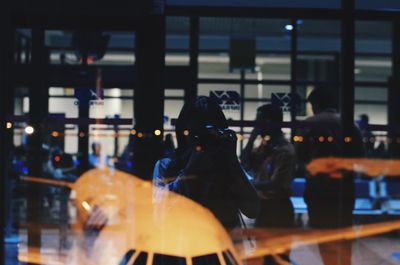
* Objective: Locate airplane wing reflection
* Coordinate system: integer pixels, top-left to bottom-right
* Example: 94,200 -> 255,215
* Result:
307,158 -> 400,177
232,220 -> 400,260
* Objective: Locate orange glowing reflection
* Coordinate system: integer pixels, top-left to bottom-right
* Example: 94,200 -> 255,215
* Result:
307,157 -> 400,177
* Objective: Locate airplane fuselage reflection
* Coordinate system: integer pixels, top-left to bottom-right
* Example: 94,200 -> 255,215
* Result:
18,161 -> 400,265
21,167 -> 241,265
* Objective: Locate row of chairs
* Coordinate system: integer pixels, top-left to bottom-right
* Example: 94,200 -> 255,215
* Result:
290,178 -> 400,216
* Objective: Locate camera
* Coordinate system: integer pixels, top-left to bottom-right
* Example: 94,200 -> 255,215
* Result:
194,125 -> 235,149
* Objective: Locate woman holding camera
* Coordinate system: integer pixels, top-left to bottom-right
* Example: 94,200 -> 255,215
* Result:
241,104 -> 295,228
153,96 -> 259,230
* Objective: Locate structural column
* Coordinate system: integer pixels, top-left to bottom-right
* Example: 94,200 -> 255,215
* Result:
26,26 -> 49,248
0,9 -> 14,265
388,20 -> 400,156
290,18 -> 298,122
134,15 -> 165,179
187,16 -> 199,105
340,0 -> 355,150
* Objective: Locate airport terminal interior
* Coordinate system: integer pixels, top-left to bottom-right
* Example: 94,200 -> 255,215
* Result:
1,0 -> 400,264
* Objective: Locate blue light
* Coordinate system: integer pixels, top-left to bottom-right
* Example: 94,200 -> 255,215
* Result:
392,252 -> 400,261
127,162 -> 133,168
285,24 -> 294,31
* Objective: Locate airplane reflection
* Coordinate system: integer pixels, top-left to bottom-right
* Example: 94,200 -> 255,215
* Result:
307,157 -> 400,177
18,166 -> 400,265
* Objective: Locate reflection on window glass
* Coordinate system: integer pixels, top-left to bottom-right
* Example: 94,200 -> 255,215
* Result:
166,16 -> 189,53
354,87 -> 387,125
15,29 -> 32,64
246,54 -> 291,81
355,21 -> 391,82
356,0 -> 400,10
244,85 -> 290,99
198,53 -> 239,79
46,30 -> 135,65
133,252 -> 148,265
153,253 -> 186,265
199,18 -> 292,79
298,20 -> 340,52
192,253 -> 221,265
355,56 -> 391,82
198,84 -> 241,121
164,99 -> 184,131
119,249 -> 135,265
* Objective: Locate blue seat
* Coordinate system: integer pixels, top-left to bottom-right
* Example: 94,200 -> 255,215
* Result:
381,179 -> 400,215
353,178 -> 383,215
290,178 -> 307,214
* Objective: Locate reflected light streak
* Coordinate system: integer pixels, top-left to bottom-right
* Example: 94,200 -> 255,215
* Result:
307,157 -> 400,177
234,219 -> 400,259
82,201 -> 92,212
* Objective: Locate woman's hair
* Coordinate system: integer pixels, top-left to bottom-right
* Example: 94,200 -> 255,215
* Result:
307,87 -> 337,111
175,96 -> 228,154
257,104 -> 283,123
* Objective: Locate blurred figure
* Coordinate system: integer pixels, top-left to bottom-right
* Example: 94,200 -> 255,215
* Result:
296,88 -> 364,265
89,142 -> 102,168
43,147 -> 77,216
241,104 -> 295,227
356,114 -> 375,157
153,96 -> 259,230
162,133 -> 175,156
117,133 -> 136,173
241,104 -> 295,265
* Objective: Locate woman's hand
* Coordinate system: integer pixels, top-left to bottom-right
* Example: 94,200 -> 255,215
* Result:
84,205 -> 108,232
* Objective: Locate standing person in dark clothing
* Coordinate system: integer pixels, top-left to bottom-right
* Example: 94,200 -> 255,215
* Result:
153,96 -> 259,230
356,114 -> 375,157
241,104 -> 295,228
241,104 -> 295,265
296,88 -> 364,265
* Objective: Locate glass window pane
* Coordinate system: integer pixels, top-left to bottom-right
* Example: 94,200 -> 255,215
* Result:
46,30 -> 135,65
199,18 -> 291,79
119,249 -> 135,265
198,84 -> 241,120
355,21 -> 392,82
356,0 -> 400,10
153,253 -> 186,265
165,89 -> 185,97
298,20 -> 341,52
166,16 -> 190,50
198,52 -> 239,79
244,85 -> 290,99
164,99 -> 184,131
133,252 -> 148,265
192,253 -> 221,265
246,54 -> 291,81
223,251 -> 239,265
15,28 -> 32,64
169,0 -> 340,9
354,86 -> 388,126
166,16 -> 189,65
